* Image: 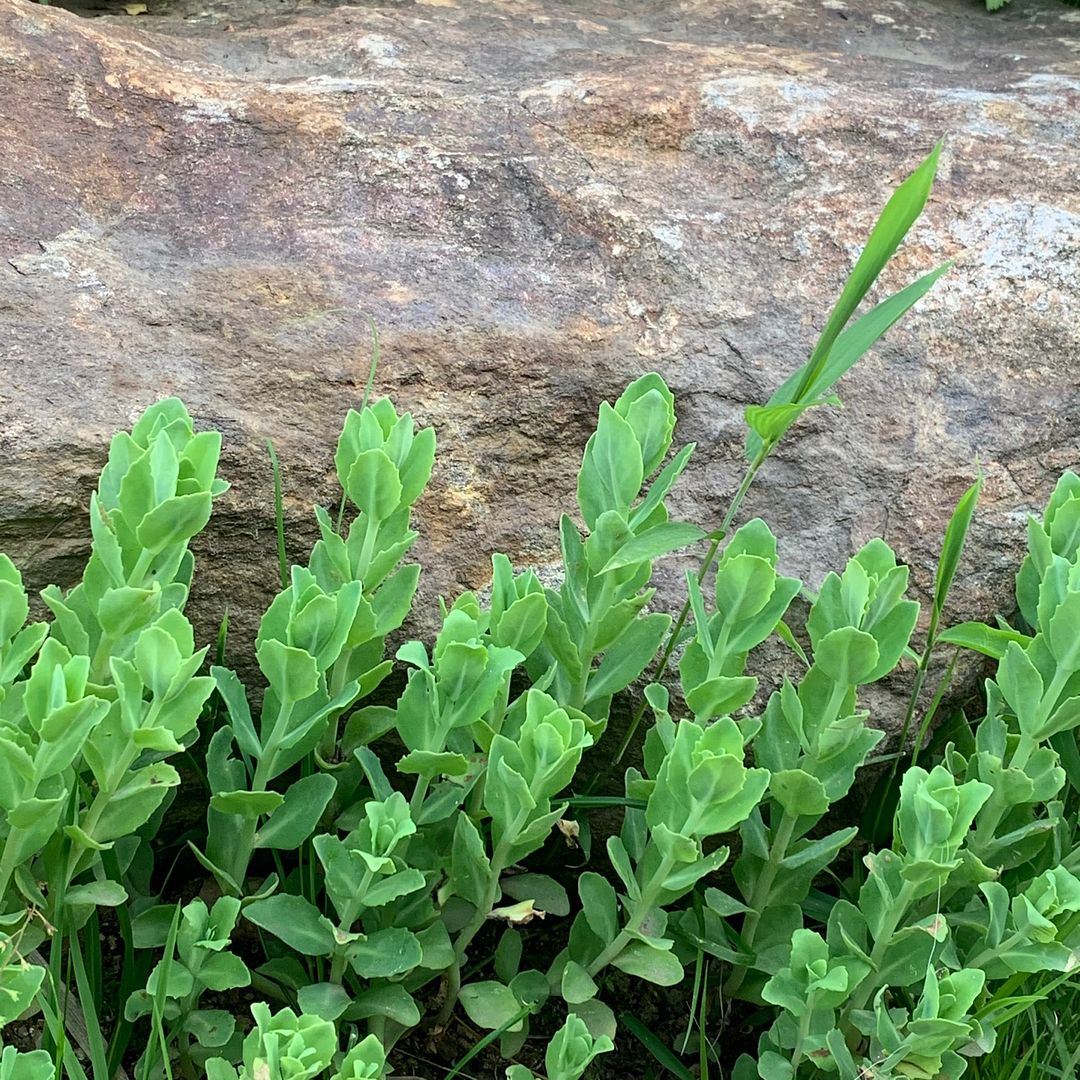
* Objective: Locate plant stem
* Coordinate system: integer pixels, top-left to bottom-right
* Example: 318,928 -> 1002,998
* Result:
845,879 -> 917,1017
612,448 -> 768,766
582,850 -> 678,982
571,576 -> 615,712
725,810 -> 797,996
790,992 -> 816,1073
439,809 -> 531,1024
329,868 -> 376,984
252,701 -> 295,791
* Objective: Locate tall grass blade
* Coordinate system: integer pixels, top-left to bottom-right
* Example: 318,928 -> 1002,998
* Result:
69,933 -> 111,1080
141,904 -> 181,1080
620,1012 -> 694,1080
267,438 -> 288,589
444,1002 -> 533,1079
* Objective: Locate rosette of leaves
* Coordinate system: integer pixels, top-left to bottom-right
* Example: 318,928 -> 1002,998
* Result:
243,790 -> 443,1044
842,968 -> 986,1080
0,398 -> 224,923
715,540 -> 919,990
955,865 -> 1080,979
447,689 -> 594,1041
505,1014 -> 614,1080
755,929 -> 870,1077
206,1007 -> 388,1080
935,474 -> 1080,877
416,555 -> 549,757
200,401 -> 434,894
43,398 -> 227,685
526,374 -> 702,723
126,897 -> 251,1071
679,518 -> 801,724
0,631 -> 109,913
309,398 -> 436,756
204,1004 -> 337,1080
548,701 -> 768,1037
740,767 -> 994,1079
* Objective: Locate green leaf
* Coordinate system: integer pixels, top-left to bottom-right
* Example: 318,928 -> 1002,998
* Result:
500,873 -> 570,918
254,773 -> 336,849
256,639 -> 320,702
459,981 -> 527,1032
243,895 -> 336,956
769,769 -> 830,817
745,141 -> 945,462
997,641 -> 1044,737
586,612 -> 671,704
210,666 -> 261,759
449,813 -> 492,910
579,872 -> 619,943
64,881 -> 128,908
348,928 -> 423,979
347,983 -> 421,1027
98,586 -> 161,637
744,401 -> 822,444
92,762 -> 180,843
296,983 -> 352,1022
346,449 -> 402,521
814,626 -> 880,685
933,476 -> 982,619
210,790 -> 284,820
561,961 -> 599,1004
629,443 -> 695,532
184,1010 -> 235,1049
1048,590 -> 1080,669
611,941 -> 684,985
936,621 -> 1028,659
578,403 -> 644,529
600,522 -> 707,573
136,492 -> 213,553
396,749 -> 471,778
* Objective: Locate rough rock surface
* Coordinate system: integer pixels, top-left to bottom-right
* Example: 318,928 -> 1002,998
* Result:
1,0 -> 1078,729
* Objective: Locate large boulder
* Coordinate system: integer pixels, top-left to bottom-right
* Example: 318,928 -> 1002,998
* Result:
1,0 -> 1078,724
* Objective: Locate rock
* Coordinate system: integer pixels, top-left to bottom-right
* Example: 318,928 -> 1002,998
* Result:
0,0 -> 1078,733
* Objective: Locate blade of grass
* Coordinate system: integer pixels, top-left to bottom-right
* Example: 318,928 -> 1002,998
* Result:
103,847 -> 146,1078
745,141 -> 944,460
267,438 -> 288,590
35,986 -> 90,1080
444,1002 -> 534,1079
69,929 -> 111,1080
698,959 -> 711,1080
620,1012 -> 694,1080
141,903 -> 181,1080
865,474 -> 980,844
611,145 -> 946,772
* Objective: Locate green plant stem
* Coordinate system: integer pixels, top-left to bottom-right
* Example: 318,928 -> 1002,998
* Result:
867,632 -> 936,840
356,513 -> 380,583
612,447 -> 768,766
445,1002 -> 534,1080
790,991 -> 816,1073
571,576 -> 615,712
725,809 -> 798,996
845,879 -> 917,1018
439,808 -> 532,1024
581,849 -> 678,982
62,691 -> 169,886
252,701 -> 295,791
317,650 -> 354,761
328,868 -> 376,984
